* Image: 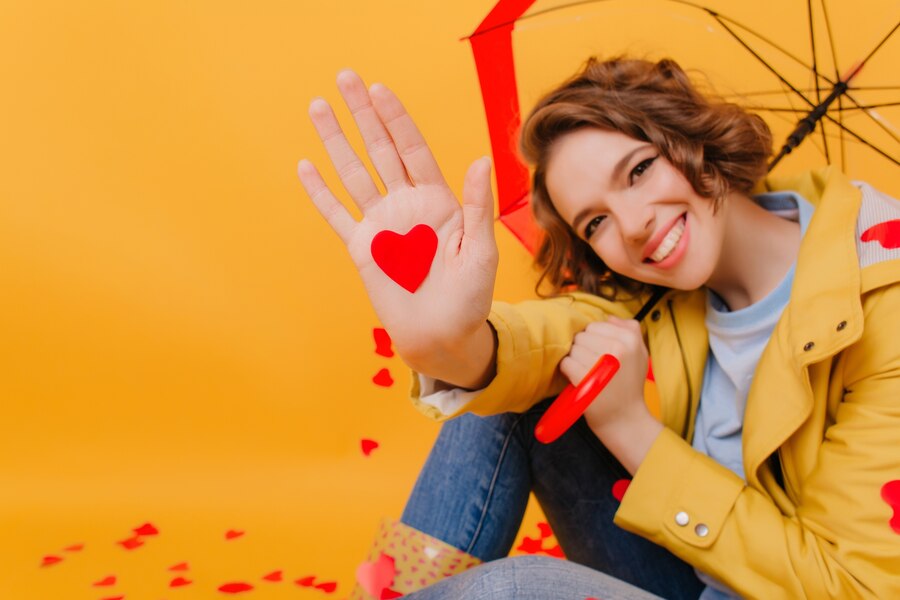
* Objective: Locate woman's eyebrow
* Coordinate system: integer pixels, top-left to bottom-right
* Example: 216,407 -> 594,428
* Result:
571,144 -> 650,233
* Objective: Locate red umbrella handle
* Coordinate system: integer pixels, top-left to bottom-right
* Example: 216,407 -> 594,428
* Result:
534,354 -> 620,444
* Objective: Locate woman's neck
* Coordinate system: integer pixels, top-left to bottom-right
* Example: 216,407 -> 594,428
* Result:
706,192 -> 801,311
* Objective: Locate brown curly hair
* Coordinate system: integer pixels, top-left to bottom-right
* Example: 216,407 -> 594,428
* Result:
519,57 -> 773,300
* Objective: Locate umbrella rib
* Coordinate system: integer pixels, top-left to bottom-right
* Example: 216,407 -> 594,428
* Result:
808,0 -> 823,106
819,0 -> 843,167
752,102 -> 900,112
711,15 -> 817,109
840,92 -> 900,145
822,114 -> 900,165
857,20 -> 900,69
809,0 -> 830,163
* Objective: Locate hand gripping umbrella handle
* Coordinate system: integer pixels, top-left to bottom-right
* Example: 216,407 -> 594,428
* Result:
534,354 -> 620,444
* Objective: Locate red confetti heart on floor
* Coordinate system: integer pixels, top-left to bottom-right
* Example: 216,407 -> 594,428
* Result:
544,544 -> 565,558
515,536 -> 543,554
262,570 -> 283,582
374,328 -> 395,358
381,589 -> 403,600
225,529 -> 245,540
372,368 -> 394,387
170,576 -> 192,587
361,438 -> 380,456
370,224 -> 438,293
169,562 -> 189,571
63,543 -> 84,552
861,220 -> 900,249
100,596 -> 125,600
356,552 -> 395,598
133,522 -> 159,536
536,522 -> 553,539
93,575 -> 116,587
295,575 -> 317,587
315,581 -> 338,593
612,479 -> 631,502
882,479 -> 900,534
40,555 -> 63,567
118,536 -> 144,550
219,582 -> 254,593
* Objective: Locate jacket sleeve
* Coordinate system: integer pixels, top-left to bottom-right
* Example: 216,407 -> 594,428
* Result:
615,284 -> 900,599
409,292 -> 634,420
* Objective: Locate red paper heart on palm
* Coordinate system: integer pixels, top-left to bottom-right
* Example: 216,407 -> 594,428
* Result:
371,224 -> 438,293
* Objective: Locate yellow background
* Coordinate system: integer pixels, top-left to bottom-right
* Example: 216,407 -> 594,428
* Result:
0,1 -> 896,598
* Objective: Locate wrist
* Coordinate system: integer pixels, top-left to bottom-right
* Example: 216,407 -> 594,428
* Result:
589,402 -> 663,475
403,320 -> 498,390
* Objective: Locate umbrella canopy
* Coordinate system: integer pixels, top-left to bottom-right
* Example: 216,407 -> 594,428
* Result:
467,0 -> 900,252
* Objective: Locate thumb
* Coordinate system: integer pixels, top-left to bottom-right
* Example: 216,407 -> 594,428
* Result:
461,156 -> 496,246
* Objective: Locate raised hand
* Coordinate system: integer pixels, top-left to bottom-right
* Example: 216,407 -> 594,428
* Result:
297,70 -> 499,384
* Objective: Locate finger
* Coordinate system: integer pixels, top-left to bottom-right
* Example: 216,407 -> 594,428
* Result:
462,156 -> 497,245
559,355 -> 590,386
297,159 -> 356,243
308,98 -> 381,212
567,344 -> 607,373
336,70 -> 409,191
369,83 -> 446,186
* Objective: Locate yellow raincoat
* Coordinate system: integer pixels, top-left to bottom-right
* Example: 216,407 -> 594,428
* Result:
411,168 -> 900,598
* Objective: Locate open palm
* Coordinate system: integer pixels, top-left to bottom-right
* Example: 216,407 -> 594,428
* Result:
297,70 -> 499,364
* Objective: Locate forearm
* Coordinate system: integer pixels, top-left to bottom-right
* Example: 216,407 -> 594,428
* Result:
588,401 -> 664,475
403,320 -> 498,391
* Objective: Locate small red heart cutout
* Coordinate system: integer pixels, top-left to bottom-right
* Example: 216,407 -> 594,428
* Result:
861,220 -> 900,249
356,553 -> 395,598
218,582 -> 254,593
133,522 -> 159,536
40,555 -> 63,567
372,368 -> 394,387
118,536 -> 143,550
262,570 -> 283,582
612,478 -> 631,502
544,544 -> 565,558
536,522 -> 553,539
169,561 -> 189,571
371,224 -> 438,293
100,596 -> 125,600
295,575 -> 316,587
170,576 -> 192,587
225,529 -> 245,540
882,479 -> 900,534
373,327 -> 395,358
93,575 -> 116,587
63,543 -> 84,552
515,536 -> 543,554
361,439 -> 380,456
315,581 -> 338,593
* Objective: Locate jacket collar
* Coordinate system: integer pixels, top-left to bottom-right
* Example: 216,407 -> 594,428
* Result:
760,167 -> 864,364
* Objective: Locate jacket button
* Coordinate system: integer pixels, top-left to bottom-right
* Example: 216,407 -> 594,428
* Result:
674,511 -> 690,526
803,342 -> 815,352
836,321 -> 847,331
695,523 -> 709,537
651,310 -> 661,322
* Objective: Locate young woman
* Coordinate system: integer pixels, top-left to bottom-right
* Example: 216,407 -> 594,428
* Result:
298,57 -> 900,599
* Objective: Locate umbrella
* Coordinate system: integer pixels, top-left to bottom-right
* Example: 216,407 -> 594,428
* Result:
465,0 -> 900,252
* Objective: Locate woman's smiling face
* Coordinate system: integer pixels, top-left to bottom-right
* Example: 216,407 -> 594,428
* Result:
545,127 -> 727,291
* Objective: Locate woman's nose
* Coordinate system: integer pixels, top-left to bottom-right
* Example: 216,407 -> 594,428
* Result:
617,207 -> 654,243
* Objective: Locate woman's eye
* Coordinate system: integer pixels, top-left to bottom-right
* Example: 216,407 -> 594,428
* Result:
584,215 -> 605,238
630,156 -> 658,182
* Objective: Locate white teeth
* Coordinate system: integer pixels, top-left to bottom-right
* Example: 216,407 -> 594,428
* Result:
649,217 -> 685,262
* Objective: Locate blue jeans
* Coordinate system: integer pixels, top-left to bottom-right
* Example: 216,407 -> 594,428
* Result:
400,398 -> 704,600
